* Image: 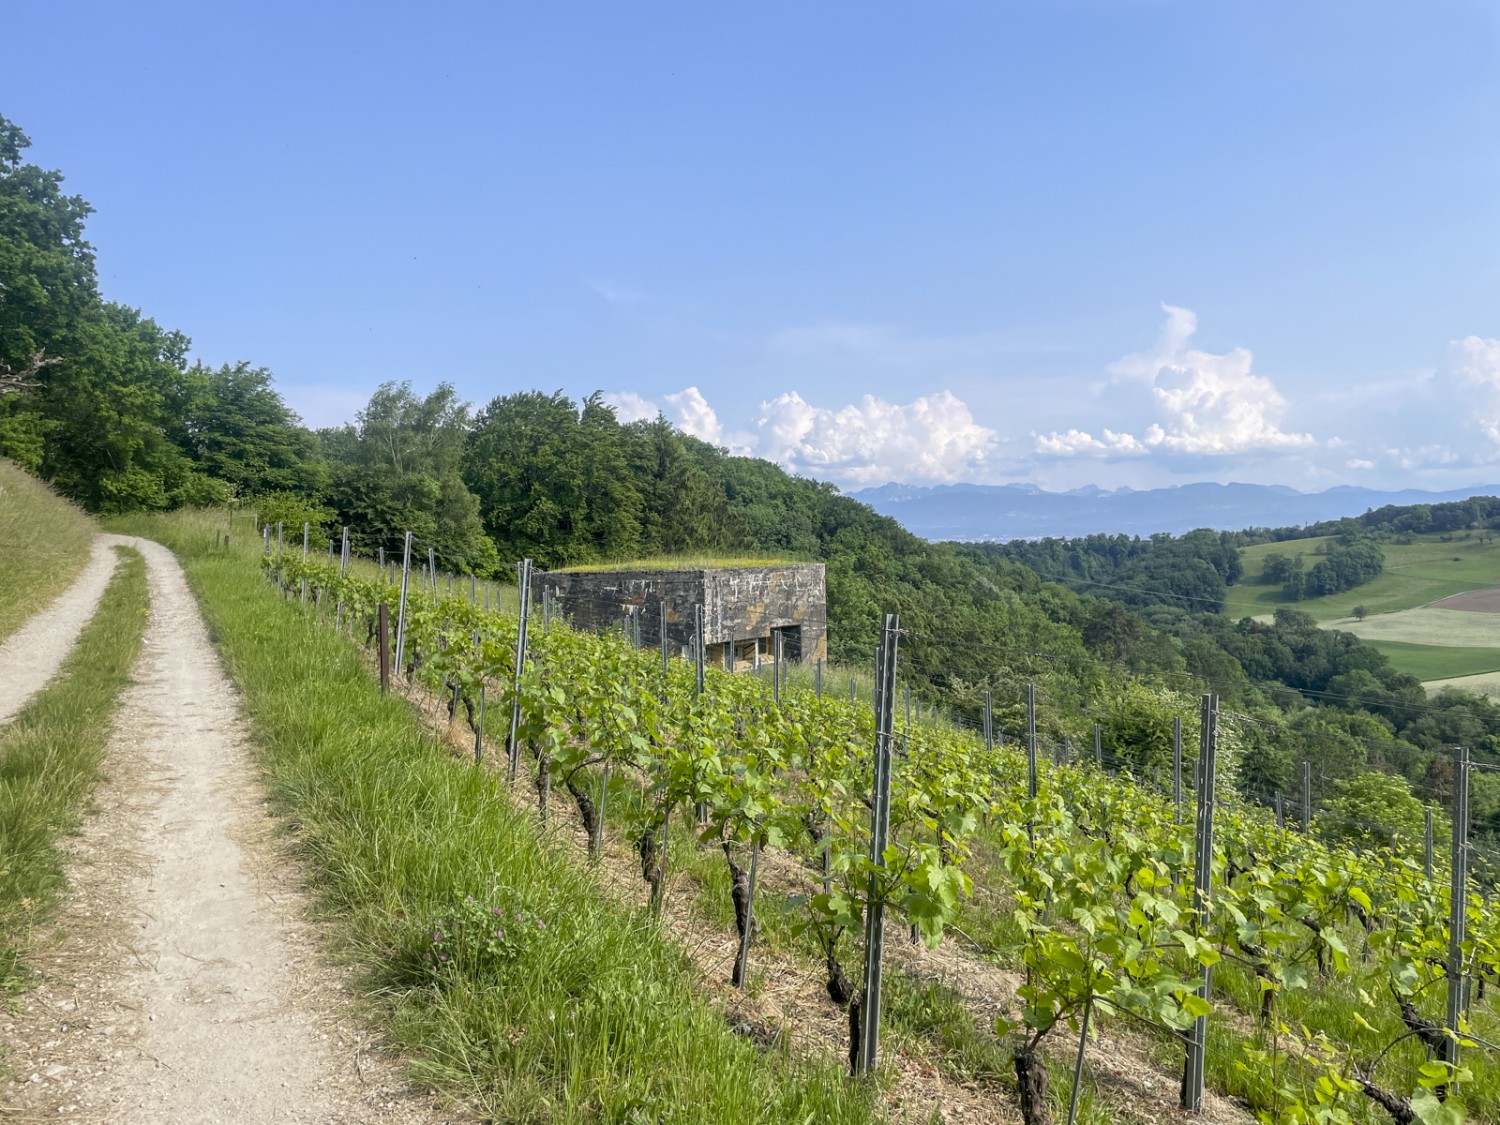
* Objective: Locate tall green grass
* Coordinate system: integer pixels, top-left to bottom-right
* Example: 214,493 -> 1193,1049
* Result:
111,511 -> 873,1124
0,546 -> 148,990
0,459 -> 97,643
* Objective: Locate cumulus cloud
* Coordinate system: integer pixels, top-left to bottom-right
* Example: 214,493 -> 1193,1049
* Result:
663,386 -> 725,445
601,391 -> 659,424
1128,305 -> 1314,454
757,390 -> 997,485
1033,428 -> 1147,458
1454,336 -> 1500,388
1035,304 -> 1314,461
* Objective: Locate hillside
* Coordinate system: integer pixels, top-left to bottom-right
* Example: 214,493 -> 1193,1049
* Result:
1224,532 -> 1500,621
0,459 -> 96,642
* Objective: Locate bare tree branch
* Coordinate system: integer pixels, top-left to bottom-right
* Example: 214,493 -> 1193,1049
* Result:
0,349 -> 59,398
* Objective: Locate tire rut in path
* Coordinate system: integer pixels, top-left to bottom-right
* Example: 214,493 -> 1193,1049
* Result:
4,536 -> 458,1124
0,536 -> 121,727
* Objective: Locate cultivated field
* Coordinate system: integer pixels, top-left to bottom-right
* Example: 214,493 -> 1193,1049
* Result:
1224,532 -> 1500,621
1426,669 -> 1500,700
1222,531 -> 1500,684
1332,607 -> 1500,649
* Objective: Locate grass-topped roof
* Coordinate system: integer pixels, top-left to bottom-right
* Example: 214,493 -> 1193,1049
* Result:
551,553 -> 808,574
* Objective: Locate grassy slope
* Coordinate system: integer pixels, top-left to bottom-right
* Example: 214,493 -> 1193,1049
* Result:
108,510 -> 870,1125
1223,532 -> 1500,682
1364,640 -> 1500,681
1224,533 -> 1500,621
0,547 -> 148,990
0,459 -> 96,643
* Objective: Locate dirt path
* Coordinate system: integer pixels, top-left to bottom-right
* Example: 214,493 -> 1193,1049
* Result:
3,536 -> 457,1124
0,537 -> 120,726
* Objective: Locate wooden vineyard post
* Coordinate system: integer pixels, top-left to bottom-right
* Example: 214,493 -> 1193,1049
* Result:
1181,693 -> 1218,1112
276,522 -> 284,563
733,828 -> 761,988
1275,792 -> 1284,830
856,612 -> 900,1078
726,630 -> 734,673
1094,722 -> 1102,768
773,630 -> 781,705
378,602 -> 390,693
1445,746 -> 1472,1072
506,559 -> 533,783
394,532 -> 413,678
472,629 -> 485,764
427,548 -> 436,595
816,656 -> 823,698
262,525 -> 270,555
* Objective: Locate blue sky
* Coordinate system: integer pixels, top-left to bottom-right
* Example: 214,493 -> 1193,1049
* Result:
6,0 -> 1500,492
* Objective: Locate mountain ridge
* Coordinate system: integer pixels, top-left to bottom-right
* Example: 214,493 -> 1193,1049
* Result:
845,481 -> 1500,541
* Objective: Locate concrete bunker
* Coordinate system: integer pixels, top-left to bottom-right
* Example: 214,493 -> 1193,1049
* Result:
540,562 -> 827,670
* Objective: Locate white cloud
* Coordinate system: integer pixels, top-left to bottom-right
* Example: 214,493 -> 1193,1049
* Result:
1454,336 -> 1500,389
1346,458 -> 1375,470
663,386 -> 724,445
1130,305 -> 1314,455
1036,305 -> 1315,462
757,390 -> 997,485
602,391 -> 659,423
1033,427 -> 1148,458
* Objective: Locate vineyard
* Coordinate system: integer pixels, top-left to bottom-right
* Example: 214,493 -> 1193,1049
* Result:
265,530 -> 1500,1125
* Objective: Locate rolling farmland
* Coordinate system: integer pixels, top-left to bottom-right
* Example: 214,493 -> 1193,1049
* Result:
1224,532 -> 1500,688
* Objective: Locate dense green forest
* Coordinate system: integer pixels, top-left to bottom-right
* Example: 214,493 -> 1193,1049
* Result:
6,110 -> 1500,847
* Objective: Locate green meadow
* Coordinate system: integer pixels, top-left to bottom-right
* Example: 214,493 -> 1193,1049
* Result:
1225,533 -> 1500,621
1223,532 -> 1500,684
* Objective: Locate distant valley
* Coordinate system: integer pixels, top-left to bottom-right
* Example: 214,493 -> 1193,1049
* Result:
847,481 -> 1500,541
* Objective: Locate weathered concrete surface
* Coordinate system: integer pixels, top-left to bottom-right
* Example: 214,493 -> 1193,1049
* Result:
541,564 -> 827,666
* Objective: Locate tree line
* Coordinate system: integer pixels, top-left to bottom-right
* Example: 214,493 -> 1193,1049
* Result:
5,111 -> 1500,845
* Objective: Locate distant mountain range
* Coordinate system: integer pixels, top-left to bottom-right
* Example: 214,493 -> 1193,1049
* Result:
845,482 -> 1500,542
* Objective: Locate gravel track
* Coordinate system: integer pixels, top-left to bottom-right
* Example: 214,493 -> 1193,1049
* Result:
0,537 -> 121,727
4,536 -> 458,1124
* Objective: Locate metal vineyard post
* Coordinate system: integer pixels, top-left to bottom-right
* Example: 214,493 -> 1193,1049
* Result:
394,532 -> 413,677
1181,693 -> 1218,1112
856,612 -> 900,1078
